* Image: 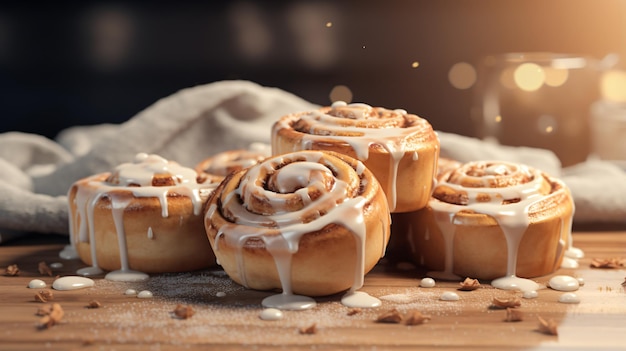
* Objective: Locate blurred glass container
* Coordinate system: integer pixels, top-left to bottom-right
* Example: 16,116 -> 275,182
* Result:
590,100 -> 626,161
471,52 -> 602,167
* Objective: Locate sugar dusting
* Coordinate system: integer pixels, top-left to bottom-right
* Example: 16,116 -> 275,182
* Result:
57,266 -> 626,348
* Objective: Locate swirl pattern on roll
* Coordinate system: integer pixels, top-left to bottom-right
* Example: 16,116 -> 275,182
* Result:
204,150 -> 391,300
271,101 -> 439,213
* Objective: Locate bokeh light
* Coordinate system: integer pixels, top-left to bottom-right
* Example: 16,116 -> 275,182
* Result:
514,63 -> 545,91
499,66 -> 517,89
329,85 -> 353,103
448,62 -> 477,89
543,67 -> 569,87
600,69 -> 626,102
411,61 -> 419,68
537,114 -> 557,134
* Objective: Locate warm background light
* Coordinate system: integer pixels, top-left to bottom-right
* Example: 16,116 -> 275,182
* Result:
514,63 -> 545,91
543,67 -> 569,87
329,85 -> 353,103
448,62 -> 477,89
600,69 -> 626,102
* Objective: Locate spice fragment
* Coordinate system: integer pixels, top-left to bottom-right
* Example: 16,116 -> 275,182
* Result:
458,277 -> 481,291
38,261 -> 53,276
172,304 -> 195,319
504,308 -> 524,322
375,308 -> 403,324
4,264 -> 19,276
537,316 -> 558,336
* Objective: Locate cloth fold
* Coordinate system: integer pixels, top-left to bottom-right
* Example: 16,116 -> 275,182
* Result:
0,80 -> 623,242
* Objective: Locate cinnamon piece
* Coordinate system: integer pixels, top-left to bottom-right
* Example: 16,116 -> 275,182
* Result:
299,323 -> 317,335
38,303 -> 64,329
537,316 -> 558,336
86,300 -> 102,309
38,261 -> 53,276
590,257 -> 625,269
404,310 -> 431,325
375,308 -> 403,324
346,308 -> 362,316
4,264 -> 19,276
172,304 -> 195,319
491,296 -> 521,309
458,277 -> 481,291
34,290 -> 54,303
504,308 -> 524,322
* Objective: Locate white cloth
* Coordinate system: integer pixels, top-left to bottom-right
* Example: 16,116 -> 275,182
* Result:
0,80 -> 623,242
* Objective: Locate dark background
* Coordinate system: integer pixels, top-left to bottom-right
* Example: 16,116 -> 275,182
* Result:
0,0 -> 624,142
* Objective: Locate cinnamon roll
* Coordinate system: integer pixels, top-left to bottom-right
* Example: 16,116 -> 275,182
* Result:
408,160 -> 574,290
195,144 -> 270,183
204,150 -> 390,306
67,153 -> 217,281
271,101 -> 439,213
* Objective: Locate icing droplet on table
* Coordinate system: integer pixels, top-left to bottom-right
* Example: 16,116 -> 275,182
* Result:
216,291 -> 226,297
137,290 -> 153,298
52,276 -> 95,291
491,275 -> 540,292
558,292 -> 581,304
262,294 -> 316,311
49,262 -> 63,269
124,289 -> 137,296
77,266 -> 104,277
576,277 -> 585,286
440,291 -> 460,301
28,279 -> 47,289
548,275 -> 580,292
522,290 -> 538,299
59,245 -> 79,260
259,308 -> 284,321
419,277 -> 436,288
105,270 -> 149,282
341,291 -> 382,308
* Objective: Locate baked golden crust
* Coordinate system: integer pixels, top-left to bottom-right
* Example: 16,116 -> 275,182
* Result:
406,160 -> 574,280
204,150 -> 391,296
68,154 -> 217,274
271,102 -> 439,213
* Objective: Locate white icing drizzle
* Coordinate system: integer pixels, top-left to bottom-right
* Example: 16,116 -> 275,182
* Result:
212,151 -> 386,310
429,161 -> 575,292
272,102 -> 434,211
259,308 -> 284,321
548,275 -> 580,292
419,277 -> 436,288
558,292 -> 581,304
28,279 -> 47,289
440,291 -> 460,301
52,276 -> 95,291
68,153 -> 215,281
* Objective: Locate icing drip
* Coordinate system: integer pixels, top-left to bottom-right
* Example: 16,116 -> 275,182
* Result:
429,161 -> 575,292
69,153 -> 215,281
273,102 -> 435,211
212,151 -> 386,310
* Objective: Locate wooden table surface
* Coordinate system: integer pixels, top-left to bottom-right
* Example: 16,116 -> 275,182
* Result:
1,231 -> 625,351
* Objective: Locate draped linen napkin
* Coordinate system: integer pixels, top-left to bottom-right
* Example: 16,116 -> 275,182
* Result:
0,80 -> 623,243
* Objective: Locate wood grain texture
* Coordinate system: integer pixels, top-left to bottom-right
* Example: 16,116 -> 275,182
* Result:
0,232 -> 625,351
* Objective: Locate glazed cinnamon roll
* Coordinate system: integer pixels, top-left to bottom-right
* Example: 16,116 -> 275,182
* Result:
204,150 -> 390,304
195,144 -> 270,183
408,160 -> 574,290
271,101 -> 439,213
67,153 -> 217,281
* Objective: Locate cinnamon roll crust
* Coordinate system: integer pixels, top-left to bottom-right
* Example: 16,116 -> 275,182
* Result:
204,150 -> 391,296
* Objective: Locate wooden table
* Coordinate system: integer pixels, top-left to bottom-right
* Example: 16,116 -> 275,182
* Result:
1,231 -> 625,350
